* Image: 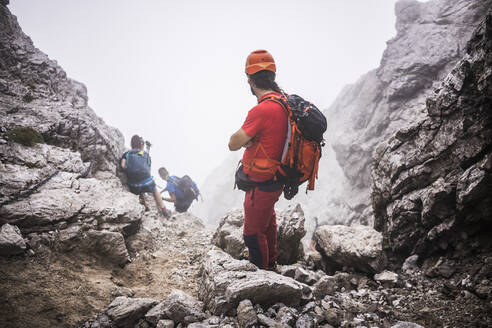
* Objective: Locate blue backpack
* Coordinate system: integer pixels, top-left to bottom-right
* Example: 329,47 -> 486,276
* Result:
125,150 -> 151,183
171,175 -> 200,203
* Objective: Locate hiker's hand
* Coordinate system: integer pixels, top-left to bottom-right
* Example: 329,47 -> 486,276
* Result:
243,140 -> 254,148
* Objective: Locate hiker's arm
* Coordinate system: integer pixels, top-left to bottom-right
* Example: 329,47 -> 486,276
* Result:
229,128 -> 252,151
120,158 -> 127,170
162,192 -> 176,203
309,238 -> 317,252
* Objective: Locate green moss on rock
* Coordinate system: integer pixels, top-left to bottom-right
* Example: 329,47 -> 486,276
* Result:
6,126 -> 44,147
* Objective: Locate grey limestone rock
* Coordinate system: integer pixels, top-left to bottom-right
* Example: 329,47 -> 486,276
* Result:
156,320 -> 174,328
257,313 -> 277,327
84,229 -> 130,266
402,255 -> 419,273
0,223 -> 26,256
87,313 -> 112,328
0,3 -> 146,269
236,299 -> 258,328
312,276 -> 337,300
276,306 -> 297,326
276,204 -> 306,264
280,264 -> 298,278
211,209 -> 245,259
198,249 -> 310,316
105,296 -> 158,328
0,2 -> 125,182
145,301 -> 168,326
294,267 -> 319,286
325,0 -> 492,224
372,13 -> 492,257
211,204 -> 306,265
314,225 -> 387,274
391,322 -> 424,328
203,316 -> 221,325
374,271 -> 399,287
312,272 -> 359,300
0,173 -> 143,235
295,313 -> 317,328
186,323 -> 210,328
161,289 -> 206,324
324,308 -> 343,327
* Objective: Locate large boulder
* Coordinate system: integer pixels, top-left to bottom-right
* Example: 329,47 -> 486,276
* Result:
211,204 -> 306,264
105,296 -> 158,328
276,204 -> 306,264
84,229 -> 130,266
145,290 -> 206,325
314,225 -> 386,274
236,299 -> 258,328
211,209 -> 245,259
198,249 -> 310,315
0,171 -> 143,235
0,223 -> 26,256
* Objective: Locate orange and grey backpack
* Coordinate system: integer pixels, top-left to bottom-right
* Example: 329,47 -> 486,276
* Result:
238,93 -> 327,200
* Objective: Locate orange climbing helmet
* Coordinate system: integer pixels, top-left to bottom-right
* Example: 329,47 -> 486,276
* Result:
245,49 -> 276,75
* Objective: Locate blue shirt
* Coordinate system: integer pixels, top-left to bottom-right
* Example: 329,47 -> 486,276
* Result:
166,176 -> 187,205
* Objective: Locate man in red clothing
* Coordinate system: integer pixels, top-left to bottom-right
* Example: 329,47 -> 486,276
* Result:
228,50 -> 288,270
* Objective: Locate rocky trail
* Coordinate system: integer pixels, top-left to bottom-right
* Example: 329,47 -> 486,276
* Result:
0,210 -> 213,327
2,205 -> 491,328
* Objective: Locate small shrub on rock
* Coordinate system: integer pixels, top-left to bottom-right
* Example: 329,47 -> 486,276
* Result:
6,126 -> 44,146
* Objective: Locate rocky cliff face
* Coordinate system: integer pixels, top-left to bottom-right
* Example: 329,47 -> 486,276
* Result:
327,0 -> 492,224
197,0 -> 492,228
0,3 -> 143,258
372,12 -> 492,258
0,4 -> 124,176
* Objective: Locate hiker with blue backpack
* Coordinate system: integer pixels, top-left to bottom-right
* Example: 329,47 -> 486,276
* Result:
158,167 -> 200,213
120,135 -> 171,217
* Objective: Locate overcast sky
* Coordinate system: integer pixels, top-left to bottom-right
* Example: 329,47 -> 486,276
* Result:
10,0 -> 402,185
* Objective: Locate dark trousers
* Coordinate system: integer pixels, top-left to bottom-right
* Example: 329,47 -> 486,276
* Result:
243,187 -> 282,269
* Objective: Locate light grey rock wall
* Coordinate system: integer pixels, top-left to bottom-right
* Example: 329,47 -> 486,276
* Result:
0,4 -> 125,174
371,12 -> 492,258
0,3 -> 144,261
325,0 -> 492,224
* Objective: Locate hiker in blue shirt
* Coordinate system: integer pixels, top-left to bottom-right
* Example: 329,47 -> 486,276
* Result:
158,167 -> 200,213
120,135 -> 171,217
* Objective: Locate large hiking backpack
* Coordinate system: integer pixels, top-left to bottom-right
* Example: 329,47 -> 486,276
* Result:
243,93 -> 327,200
125,150 -> 151,183
172,175 -> 200,203
279,94 -> 327,199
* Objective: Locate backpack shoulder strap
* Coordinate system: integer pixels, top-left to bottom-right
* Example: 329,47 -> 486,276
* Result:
143,151 -> 151,166
259,95 -> 290,117
169,176 -> 180,185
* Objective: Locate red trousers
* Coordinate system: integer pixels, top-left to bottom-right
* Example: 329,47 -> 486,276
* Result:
243,187 -> 282,269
